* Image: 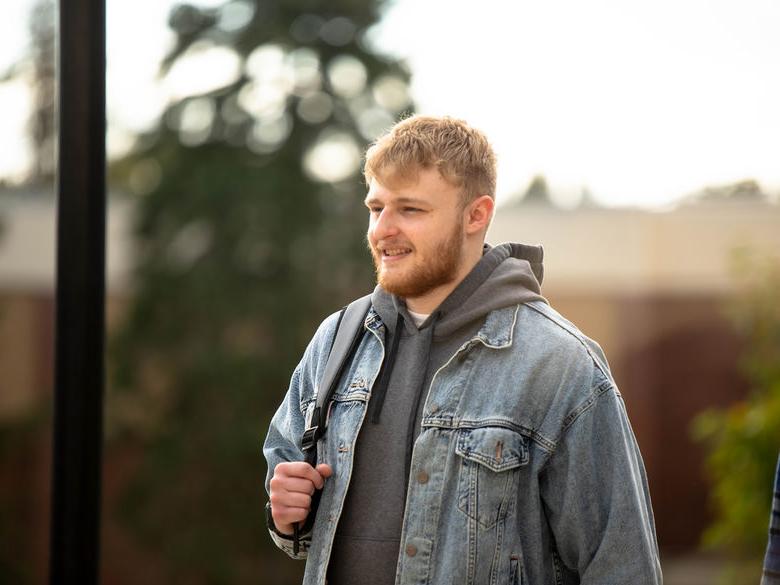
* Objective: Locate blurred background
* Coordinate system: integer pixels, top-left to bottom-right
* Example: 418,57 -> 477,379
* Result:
0,0 -> 779,583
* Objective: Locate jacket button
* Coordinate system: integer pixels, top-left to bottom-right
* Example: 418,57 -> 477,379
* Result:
417,471 -> 429,484
405,544 -> 417,557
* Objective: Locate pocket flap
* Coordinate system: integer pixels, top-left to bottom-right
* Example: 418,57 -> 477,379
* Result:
456,427 -> 528,472
330,377 -> 369,402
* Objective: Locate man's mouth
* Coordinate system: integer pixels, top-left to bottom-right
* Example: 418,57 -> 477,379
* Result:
382,247 -> 412,258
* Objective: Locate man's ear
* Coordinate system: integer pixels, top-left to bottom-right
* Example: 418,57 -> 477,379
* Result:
464,195 -> 494,235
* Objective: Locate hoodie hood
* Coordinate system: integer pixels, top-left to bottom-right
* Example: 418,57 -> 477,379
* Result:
372,241 -> 546,339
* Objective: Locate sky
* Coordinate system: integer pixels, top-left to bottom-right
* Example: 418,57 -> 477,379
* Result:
1,0 -> 779,208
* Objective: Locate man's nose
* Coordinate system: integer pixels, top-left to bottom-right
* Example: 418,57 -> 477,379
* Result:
371,209 -> 399,240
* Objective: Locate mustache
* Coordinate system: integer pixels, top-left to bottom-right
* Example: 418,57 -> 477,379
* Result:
366,238 -> 414,253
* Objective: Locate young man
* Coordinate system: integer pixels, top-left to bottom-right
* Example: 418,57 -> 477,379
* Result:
263,116 -> 662,585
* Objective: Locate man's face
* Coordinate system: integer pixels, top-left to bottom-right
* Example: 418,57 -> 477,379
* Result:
365,168 -> 467,300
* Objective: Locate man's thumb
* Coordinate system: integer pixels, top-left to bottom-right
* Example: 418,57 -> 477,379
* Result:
316,463 -> 334,479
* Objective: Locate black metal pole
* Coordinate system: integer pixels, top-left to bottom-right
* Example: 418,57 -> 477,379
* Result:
50,0 -> 106,582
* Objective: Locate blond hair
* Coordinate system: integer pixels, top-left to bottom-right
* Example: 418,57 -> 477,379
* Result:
363,115 -> 497,205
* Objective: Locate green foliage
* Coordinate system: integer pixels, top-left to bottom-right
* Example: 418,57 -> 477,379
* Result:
692,250 -> 780,582
505,174 -> 553,207
107,1 -> 411,582
0,0 -> 56,186
0,410 -> 47,585
692,179 -> 771,204
522,174 -> 551,204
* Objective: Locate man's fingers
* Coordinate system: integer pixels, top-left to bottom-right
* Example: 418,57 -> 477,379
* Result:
269,464 -> 333,532
274,461 -> 330,489
279,477 -> 317,495
274,461 -> 314,478
272,504 -> 310,527
270,490 -> 311,509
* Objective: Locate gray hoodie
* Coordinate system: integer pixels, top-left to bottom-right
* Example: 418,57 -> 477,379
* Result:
327,243 -> 546,585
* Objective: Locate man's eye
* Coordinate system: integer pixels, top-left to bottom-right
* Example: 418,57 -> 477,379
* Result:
403,207 -> 421,213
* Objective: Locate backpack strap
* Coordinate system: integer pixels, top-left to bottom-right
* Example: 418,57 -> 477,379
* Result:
293,294 -> 371,553
301,293 -> 372,465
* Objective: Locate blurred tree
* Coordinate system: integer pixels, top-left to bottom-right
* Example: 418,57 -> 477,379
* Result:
503,174 -> 554,208
0,0 -> 56,186
578,186 -> 598,209
0,8 -> 55,583
522,174 -> 551,204
690,179 -> 771,204
693,250 -> 780,585
107,1 -> 412,583
503,174 -> 554,207
27,0 -> 56,184
0,413 -> 43,585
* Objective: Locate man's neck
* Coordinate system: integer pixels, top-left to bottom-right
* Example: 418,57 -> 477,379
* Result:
405,284 -> 458,314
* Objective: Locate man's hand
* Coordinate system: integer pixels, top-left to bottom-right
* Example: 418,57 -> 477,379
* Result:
269,462 -> 333,536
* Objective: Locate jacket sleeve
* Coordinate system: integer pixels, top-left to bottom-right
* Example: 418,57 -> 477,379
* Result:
263,362 -> 313,559
539,379 -> 662,584
262,312 -> 340,560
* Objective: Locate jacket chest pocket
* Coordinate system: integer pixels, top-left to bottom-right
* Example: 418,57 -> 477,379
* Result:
324,378 -> 369,426
455,427 -> 528,530
310,379 -> 369,463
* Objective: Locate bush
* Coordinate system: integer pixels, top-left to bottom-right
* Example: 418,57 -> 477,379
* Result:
693,250 -> 780,583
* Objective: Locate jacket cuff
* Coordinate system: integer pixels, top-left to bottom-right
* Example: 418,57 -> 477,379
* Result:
269,527 -> 311,559
265,502 -> 310,559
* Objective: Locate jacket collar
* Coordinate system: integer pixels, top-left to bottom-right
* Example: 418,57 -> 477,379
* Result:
473,305 -> 519,349
367,303 -> 520,350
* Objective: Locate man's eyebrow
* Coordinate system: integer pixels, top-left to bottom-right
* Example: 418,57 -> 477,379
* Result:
364,196 -> 430,206
395,197 -> 430,206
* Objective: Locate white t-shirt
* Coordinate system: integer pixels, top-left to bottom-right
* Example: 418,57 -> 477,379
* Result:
407,309 -> 430,328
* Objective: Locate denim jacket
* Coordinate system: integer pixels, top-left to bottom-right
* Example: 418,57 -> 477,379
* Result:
263,300 -> 662,585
